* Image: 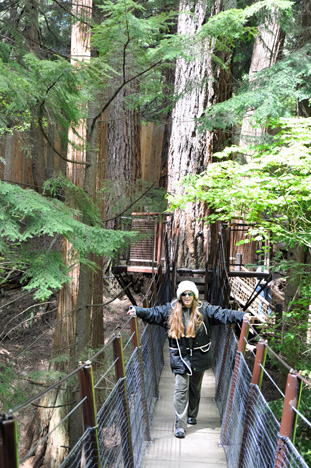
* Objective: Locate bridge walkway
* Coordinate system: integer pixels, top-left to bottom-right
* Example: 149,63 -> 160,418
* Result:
143,341 -> 227,468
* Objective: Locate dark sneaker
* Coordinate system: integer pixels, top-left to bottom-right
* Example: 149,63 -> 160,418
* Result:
174,428 -> 185,438
187,417 -> 197,425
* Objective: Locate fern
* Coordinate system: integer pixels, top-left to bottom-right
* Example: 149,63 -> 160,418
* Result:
0,180 -> 136,300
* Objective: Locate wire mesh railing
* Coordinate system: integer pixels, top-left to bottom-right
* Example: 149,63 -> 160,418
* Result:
57,322 -> 165,468
213,318 -> 311,468
2,268 -> 311,467
0,313 -> 165,468
211,323 -> 238,421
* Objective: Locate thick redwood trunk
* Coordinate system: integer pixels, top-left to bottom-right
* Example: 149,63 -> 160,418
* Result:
167,0 -> 223,269
28,1 -> 92,465
105,86 -> 142,226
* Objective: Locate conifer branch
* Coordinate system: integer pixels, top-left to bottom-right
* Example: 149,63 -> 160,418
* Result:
37,75 -> 90,166
38,115 -> 90,166
103,181 -> 156,223
51,0 -> 93,28
91,60 -> 162,131
31,401 -> 76,408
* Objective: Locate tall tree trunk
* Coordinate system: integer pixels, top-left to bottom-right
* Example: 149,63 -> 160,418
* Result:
167,0 -> 223,269
239,6 -> 284,148
159,18 -> 177,190
28,1 -> 92,465
24,0 -> 47,193
105,85 -> 142,227
237,6 -> 285,268
90,116 -> 107,352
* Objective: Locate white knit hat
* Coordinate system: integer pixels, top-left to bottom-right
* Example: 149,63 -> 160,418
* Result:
176,281 -> 199,301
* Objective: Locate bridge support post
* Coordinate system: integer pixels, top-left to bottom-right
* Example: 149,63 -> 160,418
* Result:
78,362 -> 100,468
113,335 -> 135,468
221,316 -> 250,444
0,412 -> 19,468
238,339 -> 267,467
130,317 -> 152,441
274,372 -> 302,468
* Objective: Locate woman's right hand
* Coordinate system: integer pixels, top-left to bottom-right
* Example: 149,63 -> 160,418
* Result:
127,306 -> 136,316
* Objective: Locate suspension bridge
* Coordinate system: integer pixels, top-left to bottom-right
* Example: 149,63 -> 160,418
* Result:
1,215 -> 310,467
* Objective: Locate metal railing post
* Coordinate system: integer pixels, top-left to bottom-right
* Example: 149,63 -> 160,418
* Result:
251,340 -> 267,389
275,372 -> 302,468
238,339 -> 267,466
0,411 -> 19,468
221,316 -> 250,443
78,362 -> 100,468
130,317 -> 151,441
156,220 -> 163,266
113,335 -> 135,468
238,316 -> 250,355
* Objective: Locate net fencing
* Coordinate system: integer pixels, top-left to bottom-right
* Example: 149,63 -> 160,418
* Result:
211,323 -> 238,421
141,323 -> 165,418
212,324 -> 310,468
59,426 -> 100,468
60,323 -> 165,468
238,384 -> 280,468
220,352 -> 252,466
60,320 -> 310,468
275,436 -> 310,468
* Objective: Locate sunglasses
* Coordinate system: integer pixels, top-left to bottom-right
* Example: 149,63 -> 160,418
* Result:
181,292 -> 194,297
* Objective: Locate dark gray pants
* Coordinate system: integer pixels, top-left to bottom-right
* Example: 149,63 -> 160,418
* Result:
174,371 -> 205,430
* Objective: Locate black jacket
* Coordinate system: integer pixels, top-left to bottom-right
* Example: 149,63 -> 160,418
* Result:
134,302 -> 245,375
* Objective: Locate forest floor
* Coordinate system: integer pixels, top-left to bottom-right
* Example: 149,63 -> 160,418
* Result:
0,277 -> 282,467
0,276 -> 147,467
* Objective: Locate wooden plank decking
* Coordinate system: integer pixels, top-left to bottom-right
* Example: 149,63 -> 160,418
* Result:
143,341 -> 227,468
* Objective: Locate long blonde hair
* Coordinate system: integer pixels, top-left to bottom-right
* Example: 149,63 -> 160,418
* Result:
168,299 -> 203,339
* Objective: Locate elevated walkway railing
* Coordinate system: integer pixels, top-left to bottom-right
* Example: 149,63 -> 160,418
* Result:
1,267 -> 311,467
60,321 -> 166,468
0,314 -> 166,468
212,319 -> 311,468
0,269 -> 167,468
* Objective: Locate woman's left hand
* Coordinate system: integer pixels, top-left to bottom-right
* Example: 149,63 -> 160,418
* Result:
244,313 -> 253,322
127,306 -> 137,316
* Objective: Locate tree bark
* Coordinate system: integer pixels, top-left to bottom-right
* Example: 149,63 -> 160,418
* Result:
167,0 -> 223,269
239,6 -> 284,148
28,0 -> 92,464
105,85 -> 142,227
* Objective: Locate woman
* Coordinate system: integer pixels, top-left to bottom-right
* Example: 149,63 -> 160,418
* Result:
128,280 -> 247,439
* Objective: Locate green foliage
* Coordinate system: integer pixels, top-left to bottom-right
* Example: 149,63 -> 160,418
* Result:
169,117 -> 311,249
0,53 -> 91,139
198,44 -> 311,131
199,1 -> 293,59
0,180 -> 136,299
194,1 -> 311,132
99,178 -> 167,218
90,0 -> 184,119
0,362 -> 26,411
169,117 -> 311,366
